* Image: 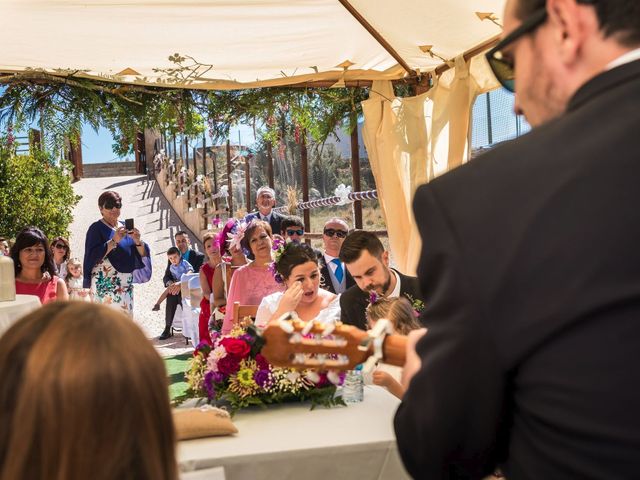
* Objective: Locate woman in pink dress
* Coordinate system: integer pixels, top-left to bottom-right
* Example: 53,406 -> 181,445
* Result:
221,220 -> 284,334
12,227 -> 68,304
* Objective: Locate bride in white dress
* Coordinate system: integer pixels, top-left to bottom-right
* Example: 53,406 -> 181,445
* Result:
255,243 -> 340,328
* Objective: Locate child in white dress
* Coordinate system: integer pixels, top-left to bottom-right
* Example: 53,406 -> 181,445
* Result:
365,296 -> 422,399
66,258 -> 92,302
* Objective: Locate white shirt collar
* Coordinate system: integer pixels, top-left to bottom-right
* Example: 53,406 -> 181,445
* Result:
606,47 -> 640,71
389,269 -> 401,298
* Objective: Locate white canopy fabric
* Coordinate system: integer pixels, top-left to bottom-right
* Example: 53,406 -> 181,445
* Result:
0,0 -> 505,89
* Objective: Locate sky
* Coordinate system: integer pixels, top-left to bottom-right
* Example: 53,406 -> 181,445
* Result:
80,123 -> 258,164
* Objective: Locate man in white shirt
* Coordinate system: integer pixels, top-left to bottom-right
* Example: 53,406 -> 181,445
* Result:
318,218 -> 354,294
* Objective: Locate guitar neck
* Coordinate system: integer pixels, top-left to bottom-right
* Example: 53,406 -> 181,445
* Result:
381,334 -> 407,367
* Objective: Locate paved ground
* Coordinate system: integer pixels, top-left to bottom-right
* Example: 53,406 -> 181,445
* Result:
70,175 -> 201,357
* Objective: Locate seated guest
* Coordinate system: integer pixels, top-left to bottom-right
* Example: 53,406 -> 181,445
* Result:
221,220 -> 284,334
365,296 -> 422,399
0,302 -> 177,480
339,230 -> 423,330
280,215 -> 305,243
198,232 -> 222,344
49,236 -> 70,279
160,230 -> 204,340
153,247 -> 193,313
318,218 -> 355,294
12,226 -> 68,304
244,186 -> 284,235
0,237 -> 9,256
255,242 -> 340,328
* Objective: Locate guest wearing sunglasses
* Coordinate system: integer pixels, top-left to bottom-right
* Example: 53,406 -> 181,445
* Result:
49,236 -> 70,279
318,218 -> 354,295
396,0 -> 640,478
280,215 -> 306,244
339,230 -> 422,330
83,191 -> 150,316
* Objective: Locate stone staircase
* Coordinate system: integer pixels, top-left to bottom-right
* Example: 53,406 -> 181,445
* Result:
82,162 -> 138,178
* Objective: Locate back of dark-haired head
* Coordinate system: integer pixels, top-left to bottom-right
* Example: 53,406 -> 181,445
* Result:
97,191 -> 121,209
280,215 -> 304,234
241,220 -> 272,252
339,230 -> 384,264
10,227 -> 56,277
175,230 -> 188,238
516,0 -> 640,46
0,302 -> 177,480
275,242 -> 319,280
167,246 -> 180,256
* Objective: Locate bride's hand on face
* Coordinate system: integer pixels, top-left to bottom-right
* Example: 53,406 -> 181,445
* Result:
280,281 -> 303,312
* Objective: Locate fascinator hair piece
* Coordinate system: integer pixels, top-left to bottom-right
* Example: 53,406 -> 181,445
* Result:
268,236 -> 287,283
227,221 -> 248,253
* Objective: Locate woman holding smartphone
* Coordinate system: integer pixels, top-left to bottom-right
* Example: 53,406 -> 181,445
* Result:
83,191 -> 149,316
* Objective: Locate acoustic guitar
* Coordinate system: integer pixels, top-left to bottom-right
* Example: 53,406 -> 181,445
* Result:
257,316 -> 407,370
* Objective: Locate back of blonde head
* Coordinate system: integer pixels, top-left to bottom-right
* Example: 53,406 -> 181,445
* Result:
0,302 -> 177,480
366,297 -> 421,335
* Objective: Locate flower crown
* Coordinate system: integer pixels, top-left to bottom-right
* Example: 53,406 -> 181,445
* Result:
268,236 -> 287,284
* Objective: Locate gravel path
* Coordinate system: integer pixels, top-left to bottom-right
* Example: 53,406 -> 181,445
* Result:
69,175 -> 202,357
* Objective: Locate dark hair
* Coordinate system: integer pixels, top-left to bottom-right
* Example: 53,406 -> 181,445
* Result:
10,227 -> 56,277
280,215 -> 304,234
97,191 -> 121,209
275,243 -> 319,280
175,230 -> 188,238
167,246 -> 181,256
50,236 -> 71,263
241,220 -> 272,253
517,0 -> 640,46
339,230 -> 384,264
0,302 -> 177,480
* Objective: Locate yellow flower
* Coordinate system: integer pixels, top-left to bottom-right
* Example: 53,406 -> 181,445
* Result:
228,359 -> 259,398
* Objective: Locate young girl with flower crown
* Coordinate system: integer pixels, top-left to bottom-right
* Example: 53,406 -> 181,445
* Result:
66,258 -> 92,302
365,296 -> 422,398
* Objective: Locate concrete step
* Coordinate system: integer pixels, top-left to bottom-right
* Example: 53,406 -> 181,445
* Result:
83,162 -> 138,178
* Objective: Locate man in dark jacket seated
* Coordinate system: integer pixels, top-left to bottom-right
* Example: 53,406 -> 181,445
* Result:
338,230 -> 424,330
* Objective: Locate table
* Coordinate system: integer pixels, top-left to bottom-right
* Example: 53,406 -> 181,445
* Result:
178,385 -> 410,480
0,294 -> 40,337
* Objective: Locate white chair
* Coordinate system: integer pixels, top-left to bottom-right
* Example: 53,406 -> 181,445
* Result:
179,272 -> 201,346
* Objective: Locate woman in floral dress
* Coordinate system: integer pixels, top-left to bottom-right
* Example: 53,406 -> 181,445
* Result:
83,191 -> 150,315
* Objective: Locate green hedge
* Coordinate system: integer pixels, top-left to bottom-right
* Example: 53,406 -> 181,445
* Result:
0,151 -> 81,240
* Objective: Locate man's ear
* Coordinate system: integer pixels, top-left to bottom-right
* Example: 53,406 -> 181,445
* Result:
547,0 -> 592,66
381,250 -> 390,267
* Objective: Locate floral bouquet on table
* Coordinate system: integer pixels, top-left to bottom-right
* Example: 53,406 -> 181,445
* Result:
180,324 -> 346,415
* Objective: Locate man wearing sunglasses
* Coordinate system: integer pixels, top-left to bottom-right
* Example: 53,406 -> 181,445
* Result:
395,1 -> 640,479
280,215 -> 306,244
317,218 -> 355,295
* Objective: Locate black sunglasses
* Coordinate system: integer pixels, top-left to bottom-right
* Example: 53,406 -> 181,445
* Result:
53,243 -> 67,249
323,228 -> 347,238
286,229 -> 304,236
485,7 -> 547,92
103,201 -> 122,210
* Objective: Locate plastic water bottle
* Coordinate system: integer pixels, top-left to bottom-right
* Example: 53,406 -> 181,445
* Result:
342,364 -> 364,403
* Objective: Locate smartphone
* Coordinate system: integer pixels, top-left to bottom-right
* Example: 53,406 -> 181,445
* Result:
124,218 -> 134,232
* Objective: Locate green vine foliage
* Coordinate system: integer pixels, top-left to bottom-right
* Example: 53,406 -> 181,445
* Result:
0,146 -> 81,240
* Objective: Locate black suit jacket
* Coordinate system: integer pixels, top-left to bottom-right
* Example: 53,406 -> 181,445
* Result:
163,249 -> 205,287
318,253 -> 355,294
339,268 -> 423,330
244,211 -> 284,236
395,60 -> 640,480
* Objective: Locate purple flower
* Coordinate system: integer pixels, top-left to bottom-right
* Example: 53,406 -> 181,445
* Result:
254,369 -> 271,388
272,237 -> 285,251
211,371 -> 225,383
368,290 -> 378,305
203,371 -> 217,399
269,262 -> 284,284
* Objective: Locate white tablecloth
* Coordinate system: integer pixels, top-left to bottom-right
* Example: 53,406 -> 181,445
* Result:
0,294 -> 40,337
178,386 -> 410,480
